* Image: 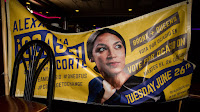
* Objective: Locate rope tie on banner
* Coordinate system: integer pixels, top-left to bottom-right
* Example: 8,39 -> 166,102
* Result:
1,72 -> 10,82
186,0 -> 189,4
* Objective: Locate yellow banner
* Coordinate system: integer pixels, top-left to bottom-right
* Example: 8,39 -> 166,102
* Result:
7,0 -> 194,105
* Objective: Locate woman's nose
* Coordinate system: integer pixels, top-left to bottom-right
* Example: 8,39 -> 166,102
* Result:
107,49 -> 117,59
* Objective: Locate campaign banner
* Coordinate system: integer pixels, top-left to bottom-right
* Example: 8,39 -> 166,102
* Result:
7,0 -> 194,105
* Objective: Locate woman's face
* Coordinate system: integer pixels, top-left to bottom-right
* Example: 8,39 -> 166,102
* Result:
92,33 -> 126,77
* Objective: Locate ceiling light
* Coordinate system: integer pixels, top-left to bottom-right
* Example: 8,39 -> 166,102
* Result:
128,9 -> 132,12
93,25 -> 96,27
26,6 -> 33,13
26,2 -> 30,5
75,10 -> 79,12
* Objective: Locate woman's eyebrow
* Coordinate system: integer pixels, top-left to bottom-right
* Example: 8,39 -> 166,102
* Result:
95,41 -> 122,47
114,41 -> 122,45
96,43 -> 106,47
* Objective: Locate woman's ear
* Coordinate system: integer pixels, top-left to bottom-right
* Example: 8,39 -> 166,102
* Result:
90,57 -> 95,62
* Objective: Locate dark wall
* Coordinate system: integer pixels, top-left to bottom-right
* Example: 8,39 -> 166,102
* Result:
188,0 -> 200,83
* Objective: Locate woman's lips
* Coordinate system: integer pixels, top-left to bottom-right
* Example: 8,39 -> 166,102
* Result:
107,62 -> 120,67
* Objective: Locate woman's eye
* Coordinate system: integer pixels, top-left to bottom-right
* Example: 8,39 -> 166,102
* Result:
115,44 -> 122,49
98,47 -> 106,52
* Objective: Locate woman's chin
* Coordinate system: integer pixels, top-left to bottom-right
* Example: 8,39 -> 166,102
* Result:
105,69 -> 122,77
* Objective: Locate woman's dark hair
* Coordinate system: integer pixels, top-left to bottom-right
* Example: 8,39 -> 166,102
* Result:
87,28 -> 126,60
